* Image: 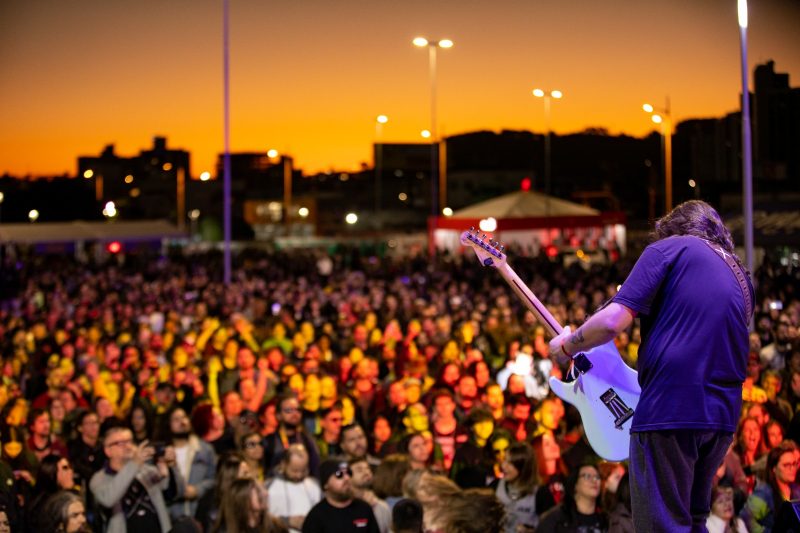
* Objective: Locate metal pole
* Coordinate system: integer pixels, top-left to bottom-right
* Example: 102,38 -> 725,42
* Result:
429,45 -> 438,217
544,95 -> 551,216
374,121 -> 383,229
664,96 -> 673,213
222,0 -> 232,285
739,0 -> 754,278
177,167 -> 186,231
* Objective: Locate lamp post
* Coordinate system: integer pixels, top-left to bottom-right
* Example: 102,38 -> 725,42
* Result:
375,114 -> 388,229
642,99 -> 673,214
413,36 -> 453,216
532,88 -> 562,215
222,0 -> 232,285
738,0 -> 754,281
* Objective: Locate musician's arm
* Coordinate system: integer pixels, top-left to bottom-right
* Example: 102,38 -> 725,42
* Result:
548,302 -> 636,359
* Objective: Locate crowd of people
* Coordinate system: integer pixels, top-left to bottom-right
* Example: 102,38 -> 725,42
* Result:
0,242 -> 796,532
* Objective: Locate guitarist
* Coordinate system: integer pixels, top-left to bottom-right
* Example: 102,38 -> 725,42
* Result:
548,200 -> 753,532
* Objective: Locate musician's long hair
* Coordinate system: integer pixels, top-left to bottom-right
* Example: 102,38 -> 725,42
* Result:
653,200 -> 740,262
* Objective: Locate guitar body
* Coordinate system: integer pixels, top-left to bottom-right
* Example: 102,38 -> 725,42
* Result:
460,228 -> 640,461
548,341 -> 640,462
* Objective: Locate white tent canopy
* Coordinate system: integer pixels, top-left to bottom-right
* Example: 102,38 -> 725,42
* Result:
430,190 -> 626,258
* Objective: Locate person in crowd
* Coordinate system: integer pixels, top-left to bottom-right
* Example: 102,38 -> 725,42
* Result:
263,394 -> 321,477
26,407 -> 68,463
41,490 -> 91,533
370,416 -> 393,458
495,442 -> 539,533
742,441 -> 800,533
349,456 -> 391,533
425,488 -> 506,533
403,432 -> 433,472
68,410 -> 105,488
340,423 -> 380,469
314,405 -> 344,460
192,403 -> 237,455
450,408 -> 495,488
707,483 -> 747,533
240,431 -> 266,482
429,389 -> 465,473
607,472 -> 634,533
128,400 -> 155,444
216,477 -> 287,533
266,443 -> 322,533
26,454 -> 78,531
301,459 -> 380,533
159,405 -> 217,520
548,201 -> 753,532
537,462 -> 608,532
90,425 -> 181,533
390,498 -> 423,533
763,419 -> 785,453
735,416 -> 765,493
372,454 -> 410,511
196,451 -> 252,533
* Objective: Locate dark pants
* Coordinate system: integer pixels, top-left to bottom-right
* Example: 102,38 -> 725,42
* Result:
629,429 -> 733,533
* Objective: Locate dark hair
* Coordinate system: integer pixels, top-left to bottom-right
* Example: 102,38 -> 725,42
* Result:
559,463 -> 604,526
392,498 -> 424,533
466,408 -> 493,427
505,443 -> 538,496
616,472 -> 632,514
191,403 -> 216,437
766,441 -> 799,514
41,490 -> 84,533
653,200 -> 740,264
373,454 -> 411,499
33,453 -> 65,496
431,488 -> 506,533
217,477 -> 284,533
27,407 -> 50,430
213,451 -> 248,508
127,399 -> 154,440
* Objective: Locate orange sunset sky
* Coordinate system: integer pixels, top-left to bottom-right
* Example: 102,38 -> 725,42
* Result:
1,0 -> 799,178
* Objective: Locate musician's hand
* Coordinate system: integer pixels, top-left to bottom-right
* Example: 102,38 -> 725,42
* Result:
548,325 -> 572,361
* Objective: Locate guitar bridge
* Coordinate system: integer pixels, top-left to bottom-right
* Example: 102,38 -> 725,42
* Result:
600,388 -> 635,429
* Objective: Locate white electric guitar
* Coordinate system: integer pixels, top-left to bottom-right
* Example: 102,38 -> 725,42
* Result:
461,229 -> 640,461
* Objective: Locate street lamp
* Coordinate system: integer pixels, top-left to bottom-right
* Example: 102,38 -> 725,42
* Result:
738,0 -> 755,281
413,36 -> 453,215
28,209 -> 39,223
375,114 -> 388,229
642,99 -> 673,213
532,88 -> 563,214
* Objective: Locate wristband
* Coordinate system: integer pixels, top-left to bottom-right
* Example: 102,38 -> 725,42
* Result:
560,340 -> 573,358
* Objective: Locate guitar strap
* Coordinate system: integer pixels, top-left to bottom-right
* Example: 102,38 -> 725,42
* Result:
702,239 -> 754,325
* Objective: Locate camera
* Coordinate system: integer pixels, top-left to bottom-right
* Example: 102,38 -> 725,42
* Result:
151,441 -> 167,458
769,301 -> 784,311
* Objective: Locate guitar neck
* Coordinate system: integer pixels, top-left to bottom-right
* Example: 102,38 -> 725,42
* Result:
496,262 -> 563,338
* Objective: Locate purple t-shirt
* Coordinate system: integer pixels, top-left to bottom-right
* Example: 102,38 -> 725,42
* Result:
612,235 -> 752,432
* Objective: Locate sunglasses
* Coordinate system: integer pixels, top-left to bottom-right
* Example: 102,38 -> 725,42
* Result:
334,467 -> 353,479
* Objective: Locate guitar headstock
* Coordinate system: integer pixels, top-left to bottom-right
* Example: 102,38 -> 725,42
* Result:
460,228 -> 507,268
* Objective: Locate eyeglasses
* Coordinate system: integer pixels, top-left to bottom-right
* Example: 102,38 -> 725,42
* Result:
107,438 -> 133,447
334,468 -> 353,479
282,407 -> 301,414
245,441 -> 263,449
579,473 -> 601,482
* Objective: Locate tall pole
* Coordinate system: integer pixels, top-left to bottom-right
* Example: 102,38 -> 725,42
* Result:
177,167 -> 186,231
222,0 -> 232,285
374,116 -> 387,229
283,157 -> 292,224
543,94 -> 552,216
738,0 -> 754,279
664,97 -> 673,213
428,45 -> 438,217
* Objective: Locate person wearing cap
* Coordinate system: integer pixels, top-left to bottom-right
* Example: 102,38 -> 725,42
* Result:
301,459 -> 380,533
